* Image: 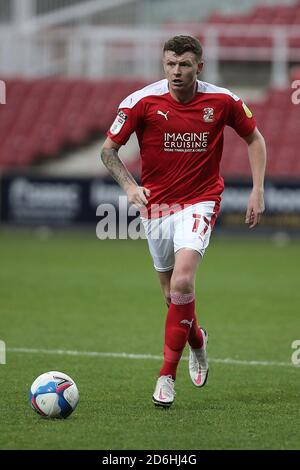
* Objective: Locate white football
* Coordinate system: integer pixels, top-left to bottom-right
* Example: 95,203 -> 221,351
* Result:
29,371 -> 79,418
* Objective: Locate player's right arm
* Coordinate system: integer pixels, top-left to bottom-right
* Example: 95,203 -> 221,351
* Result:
101,137 -> 150,207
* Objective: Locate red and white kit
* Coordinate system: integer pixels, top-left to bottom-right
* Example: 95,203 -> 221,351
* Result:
107,79 -> 256,269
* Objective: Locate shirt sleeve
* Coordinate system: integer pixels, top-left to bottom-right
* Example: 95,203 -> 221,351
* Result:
226,97 -> 256,137
107,102 -> 142,145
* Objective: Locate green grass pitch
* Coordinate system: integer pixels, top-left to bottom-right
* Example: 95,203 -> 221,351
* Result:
0,229 -> 299,450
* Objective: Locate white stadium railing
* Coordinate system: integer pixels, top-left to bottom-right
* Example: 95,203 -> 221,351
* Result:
0,23 -> 299,88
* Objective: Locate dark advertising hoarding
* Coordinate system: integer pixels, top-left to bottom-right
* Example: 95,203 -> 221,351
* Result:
1,176 -> 300,231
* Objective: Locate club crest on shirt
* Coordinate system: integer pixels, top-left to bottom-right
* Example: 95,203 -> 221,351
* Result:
110,110 -> 128,135
202,107 -> 215,123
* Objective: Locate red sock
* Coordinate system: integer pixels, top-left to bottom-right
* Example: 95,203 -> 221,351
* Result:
188,310 -> 204,349
160,292 -> 195,380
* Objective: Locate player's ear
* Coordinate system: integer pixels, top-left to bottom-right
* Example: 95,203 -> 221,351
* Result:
197,61 -> 204,75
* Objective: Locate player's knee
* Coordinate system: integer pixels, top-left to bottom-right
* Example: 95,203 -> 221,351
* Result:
170,274 -> 193,294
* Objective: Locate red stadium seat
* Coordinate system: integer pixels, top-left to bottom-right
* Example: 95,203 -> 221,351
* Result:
203,1 -> 300,51
1,78 -> 299,180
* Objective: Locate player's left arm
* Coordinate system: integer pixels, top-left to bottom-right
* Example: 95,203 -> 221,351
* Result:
243,127 -> 267,229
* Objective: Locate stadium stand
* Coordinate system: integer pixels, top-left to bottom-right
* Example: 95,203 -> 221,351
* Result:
132,0 -> 298,26
206,0 -> 300,49
0,77 -> 298,179
0,78 -> 145,171
221,87 -> 300,179
207,0 -> 300,25
1,1 -> 299,179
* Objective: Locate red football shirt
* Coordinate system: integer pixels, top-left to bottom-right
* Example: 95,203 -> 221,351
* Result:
107,79 -> 256,216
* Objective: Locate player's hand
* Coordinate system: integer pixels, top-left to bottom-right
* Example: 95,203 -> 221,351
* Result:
245,187 -> 265,229
126,185 -> 151,208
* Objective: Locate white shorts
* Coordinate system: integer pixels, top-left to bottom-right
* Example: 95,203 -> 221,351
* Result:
141,201 -> 219,272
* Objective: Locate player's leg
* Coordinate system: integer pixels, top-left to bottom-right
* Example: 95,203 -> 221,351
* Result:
153,246 -> 208,407
157,270 -> 172,307
157,264 -> 202,345
141,214 -> 180,407
159,248 -> 203,382
153,254 -> 205,406
144,204 -> 217,406
171,201 -> 219,388
171,249 -> 205,351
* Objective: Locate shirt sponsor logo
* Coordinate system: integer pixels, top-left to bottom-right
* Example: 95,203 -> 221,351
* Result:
164,132 -> 209,152
110,110 -> 128,135
203,107 -> 215,123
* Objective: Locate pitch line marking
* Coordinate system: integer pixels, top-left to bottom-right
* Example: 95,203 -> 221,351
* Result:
7,347 -> 299,368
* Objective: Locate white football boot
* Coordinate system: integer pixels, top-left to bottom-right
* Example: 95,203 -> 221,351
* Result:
152,375 -> 175,408
189,327 -> 209,387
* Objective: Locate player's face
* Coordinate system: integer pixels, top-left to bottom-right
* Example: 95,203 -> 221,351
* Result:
163,51 -> 203,93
